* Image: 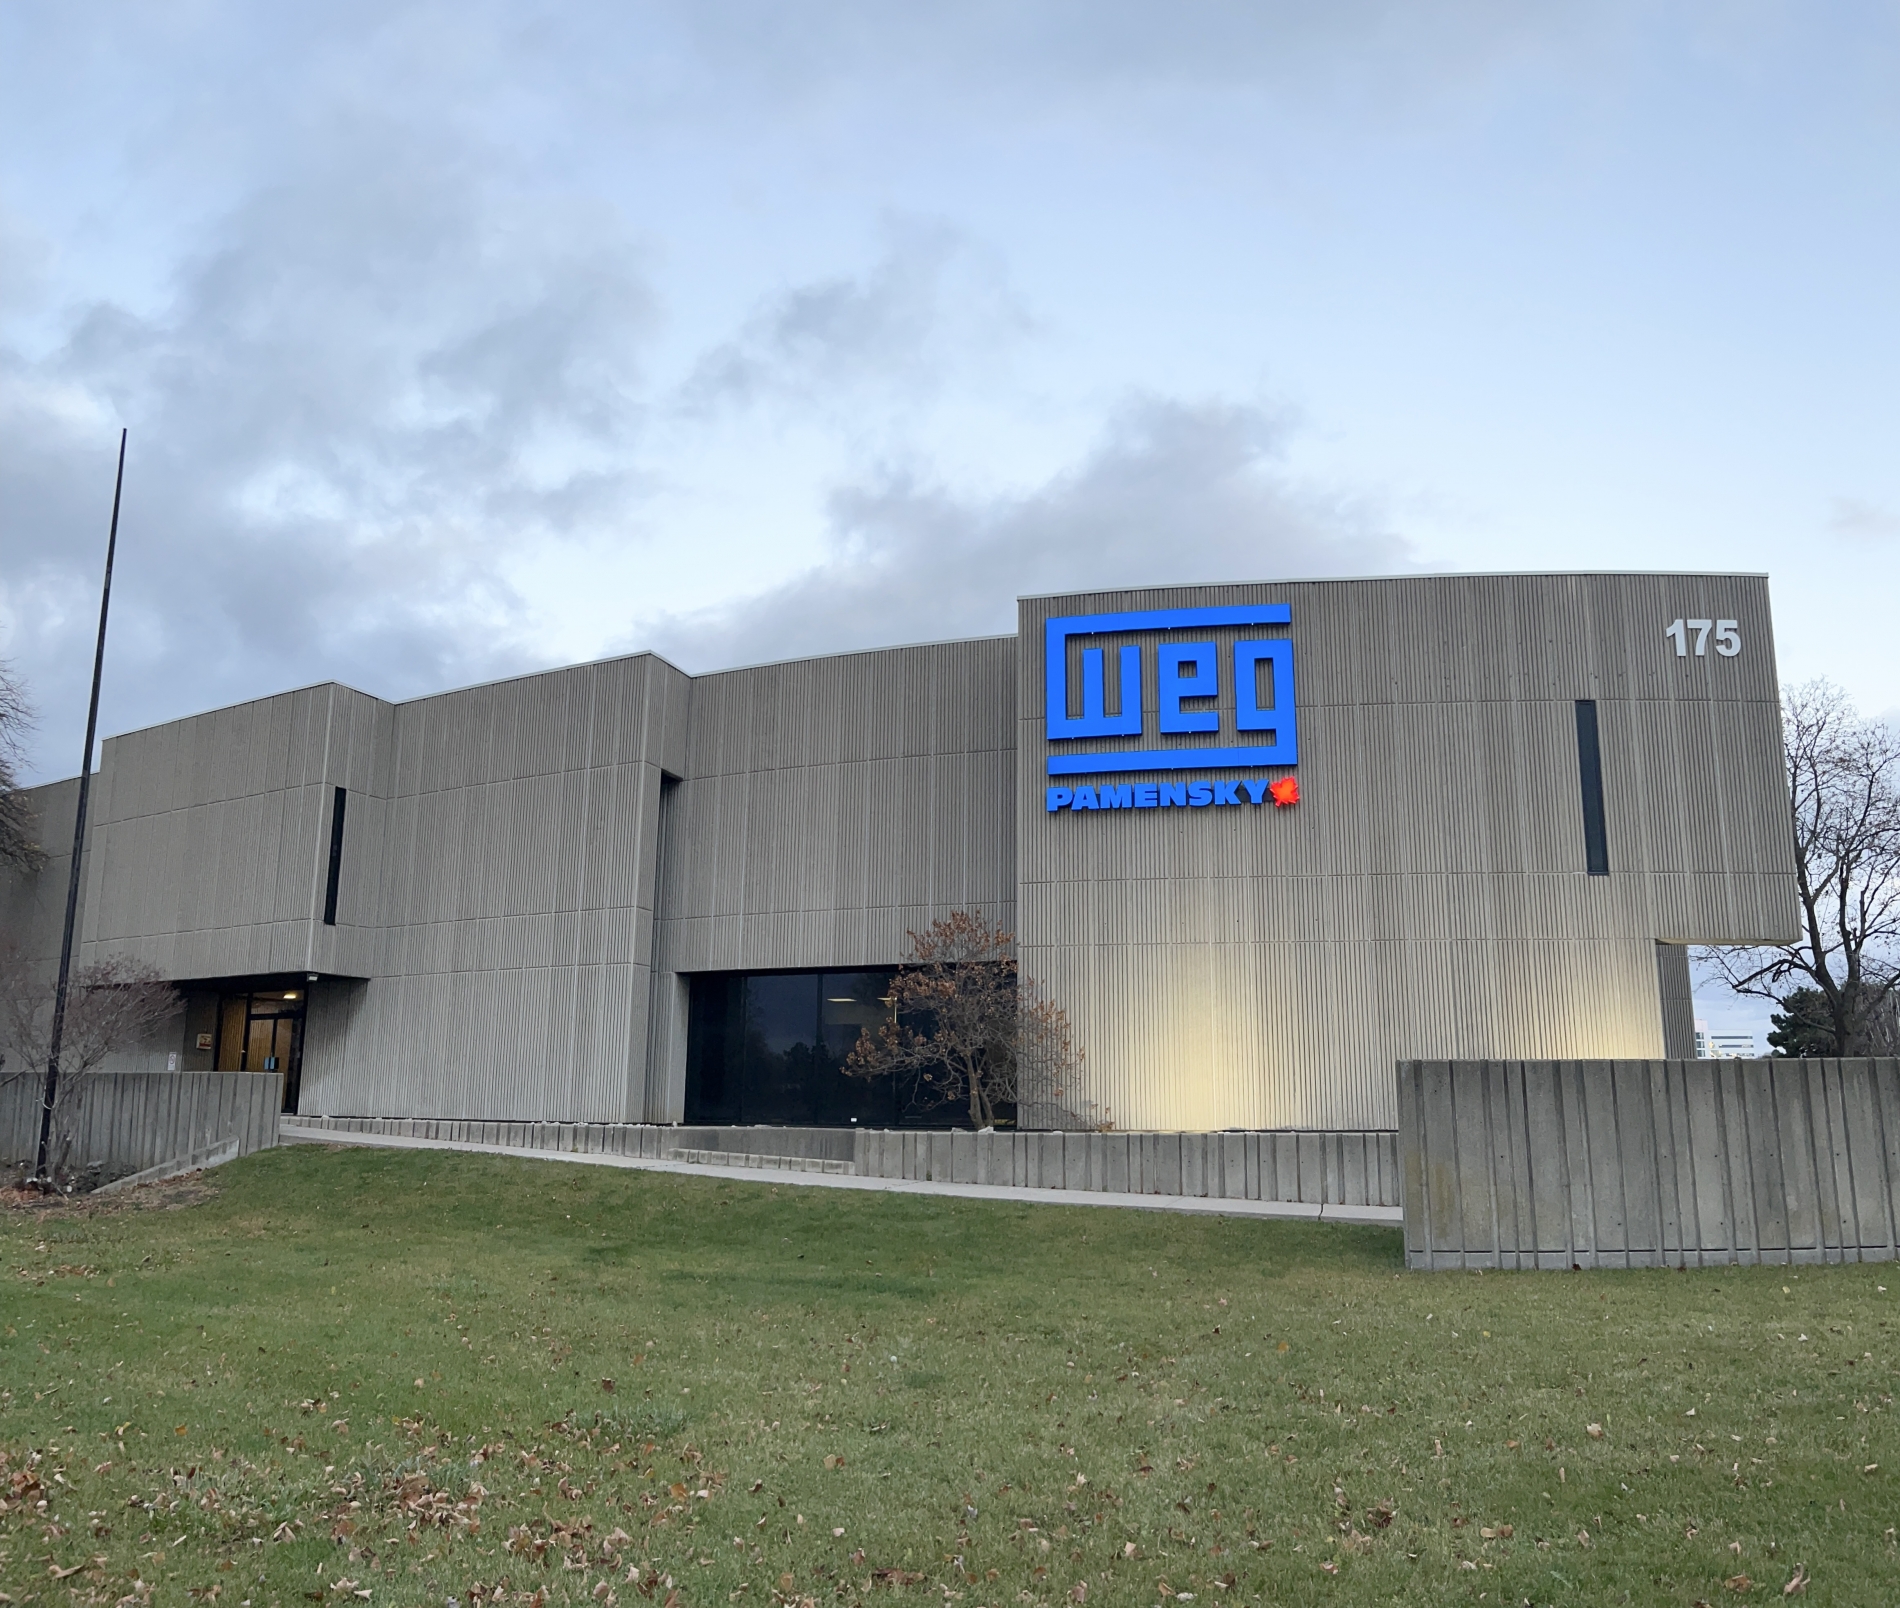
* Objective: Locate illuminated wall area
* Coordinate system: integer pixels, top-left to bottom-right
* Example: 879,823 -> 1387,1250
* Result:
0,574 -> 1796,1132
1018,576 -> 1794,1129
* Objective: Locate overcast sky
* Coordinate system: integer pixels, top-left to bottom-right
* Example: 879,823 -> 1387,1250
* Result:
3,4 -> 1896,1031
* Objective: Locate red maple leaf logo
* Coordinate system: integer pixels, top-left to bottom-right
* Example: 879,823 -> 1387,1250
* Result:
1268,776 -> 1300,808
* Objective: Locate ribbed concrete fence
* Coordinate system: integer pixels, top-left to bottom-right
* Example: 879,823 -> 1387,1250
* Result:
288,1116 -> 1402,1209
1,1071 -> 281,1186
1399,1058 -> 1900,1270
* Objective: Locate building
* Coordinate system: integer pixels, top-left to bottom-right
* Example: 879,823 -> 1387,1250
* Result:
1694,1022 -> 1760,1059
0,573 -> 1797,1134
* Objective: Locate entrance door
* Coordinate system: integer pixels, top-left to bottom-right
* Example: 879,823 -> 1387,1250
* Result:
215,989 -> 308,1113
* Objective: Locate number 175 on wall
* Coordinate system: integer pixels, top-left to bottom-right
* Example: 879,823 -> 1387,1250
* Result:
1665,618 -> 1741,657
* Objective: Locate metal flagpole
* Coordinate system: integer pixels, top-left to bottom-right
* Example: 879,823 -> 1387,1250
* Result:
33,429 -> 128,1187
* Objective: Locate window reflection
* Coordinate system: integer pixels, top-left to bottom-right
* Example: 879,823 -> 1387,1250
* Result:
684,968 -> 972,1128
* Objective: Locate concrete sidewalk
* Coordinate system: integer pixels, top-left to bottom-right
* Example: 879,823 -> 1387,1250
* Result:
280,1119 -> 1403,1226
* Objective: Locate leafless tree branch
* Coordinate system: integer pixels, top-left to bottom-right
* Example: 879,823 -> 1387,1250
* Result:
0,945 -> 179,1184
0,661 -> 44,874
1702,681 -> 1900,1054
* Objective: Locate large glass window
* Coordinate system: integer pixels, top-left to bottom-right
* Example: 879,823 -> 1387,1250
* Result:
684,969 -> 973,1128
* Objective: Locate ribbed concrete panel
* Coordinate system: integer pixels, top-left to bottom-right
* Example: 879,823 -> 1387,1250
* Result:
654,636 -> 1018,977
1400,1058 -> 1900,1269
0,1070 -> 280,1182
1019,575 -> 1796,1131
303,653 -> 692,1121
1656,943 -> 1697,1058
0,778 -> 82,982
61,684 -> 391,981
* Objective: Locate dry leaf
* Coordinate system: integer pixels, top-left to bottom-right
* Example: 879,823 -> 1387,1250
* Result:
1782,1567 -> 1809,1596
1725,1575 -> 1752,1593
1586,1423 -> 1604,1440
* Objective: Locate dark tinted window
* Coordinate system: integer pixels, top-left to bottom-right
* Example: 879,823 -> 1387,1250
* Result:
683,968 -> 983,1127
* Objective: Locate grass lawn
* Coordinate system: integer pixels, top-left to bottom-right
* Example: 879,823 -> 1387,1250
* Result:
2,1145 -> 1895,1608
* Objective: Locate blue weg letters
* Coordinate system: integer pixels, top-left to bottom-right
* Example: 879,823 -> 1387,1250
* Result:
1044,605 -> 1297,777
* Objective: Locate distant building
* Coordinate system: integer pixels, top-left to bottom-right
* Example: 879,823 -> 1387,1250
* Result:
1694,1021 -> 1758,1059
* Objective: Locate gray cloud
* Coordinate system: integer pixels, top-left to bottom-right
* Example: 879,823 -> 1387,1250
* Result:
653,0 -> 1591,113
1829,497 -> 1900,545
639,395 -> 1411,671
676,218 -> 1032,417
0,1 -> 1462,784
0,127 -> 654,781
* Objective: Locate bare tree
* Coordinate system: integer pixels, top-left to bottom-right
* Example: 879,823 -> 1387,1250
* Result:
1,947 -> 178,1185
1703,681 -> 1900,1055
0,662 -> 43,874
843,910 -> 1092,1129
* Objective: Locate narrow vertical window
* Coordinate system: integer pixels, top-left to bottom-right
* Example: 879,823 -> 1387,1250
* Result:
1574,700 -> 1609,877
322,785 -> 347,925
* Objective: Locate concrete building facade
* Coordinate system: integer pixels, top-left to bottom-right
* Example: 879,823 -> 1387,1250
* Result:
0,572 -> 1797,1133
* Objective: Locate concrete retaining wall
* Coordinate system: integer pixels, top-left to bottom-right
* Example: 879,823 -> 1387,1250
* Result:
288,1116 -> 1402,1208
1,1071 -> 281,1186
852,1126 -> 1398,1204
1399,1058 -> 1900,1270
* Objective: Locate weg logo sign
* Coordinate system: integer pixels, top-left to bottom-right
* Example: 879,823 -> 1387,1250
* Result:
1043,604 -> 1298,814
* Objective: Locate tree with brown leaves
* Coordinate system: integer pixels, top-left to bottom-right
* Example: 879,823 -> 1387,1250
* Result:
843,910 -> 1088,1129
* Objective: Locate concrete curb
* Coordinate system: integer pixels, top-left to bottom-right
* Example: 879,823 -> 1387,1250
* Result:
93,1136 -> 241,1195
280,1121 -> 1403,1226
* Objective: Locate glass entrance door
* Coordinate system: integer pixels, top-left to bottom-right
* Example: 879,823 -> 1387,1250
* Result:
215,989 -> 308,1113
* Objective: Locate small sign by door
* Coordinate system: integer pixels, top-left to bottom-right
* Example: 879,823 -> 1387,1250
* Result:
195,1032 -> 213,1051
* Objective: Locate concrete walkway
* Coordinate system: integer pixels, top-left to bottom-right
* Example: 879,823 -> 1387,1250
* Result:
280,1119 -> 1403,1226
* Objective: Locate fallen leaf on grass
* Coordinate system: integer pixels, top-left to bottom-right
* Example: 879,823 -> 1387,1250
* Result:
1317,1560 -> 1338,1576
1725,1575 -> 1751,1593
1479,1525 -> 1513,1540
1586,1424 -> 1604,1440
49,1559 -> 104,1581
1783,1567 -> 1809,1596
869,1569 -> 924,1586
